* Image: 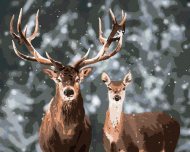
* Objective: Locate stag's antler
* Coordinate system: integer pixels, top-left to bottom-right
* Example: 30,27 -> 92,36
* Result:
74,9 -> 126,69
10,8 -> 63,70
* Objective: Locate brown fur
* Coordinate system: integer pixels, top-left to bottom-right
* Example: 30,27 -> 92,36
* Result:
39,66 -> 92,152
103,112 -> 180,152
10,9 -> 126,152
102,72 -> 180,152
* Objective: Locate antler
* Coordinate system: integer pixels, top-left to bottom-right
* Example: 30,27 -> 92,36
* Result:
10,8 -> 64,70
74,9 -> 126,69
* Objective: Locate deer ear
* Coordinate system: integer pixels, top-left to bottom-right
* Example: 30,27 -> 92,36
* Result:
79,67 -> 93,81
101,72 -> 111,85
43,68 -> 58,79
123,71 -> 132,85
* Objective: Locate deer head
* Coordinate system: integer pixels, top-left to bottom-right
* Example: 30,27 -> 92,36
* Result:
101,72 -> 132,104
10,8 -> 126,104
42,66 -> 92,102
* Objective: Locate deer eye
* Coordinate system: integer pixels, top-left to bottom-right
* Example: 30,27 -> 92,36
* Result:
123,87 -> 125,90
75,77 -> 80,82
108,87 -> 112,91
56,78 -> 62,82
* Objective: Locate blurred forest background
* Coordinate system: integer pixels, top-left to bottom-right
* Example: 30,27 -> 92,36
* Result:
0,0 -> 190,151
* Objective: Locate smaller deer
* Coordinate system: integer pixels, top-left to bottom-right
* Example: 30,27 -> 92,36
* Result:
101,72 -> 180,152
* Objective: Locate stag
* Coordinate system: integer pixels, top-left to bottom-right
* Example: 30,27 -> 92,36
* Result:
10,8 -> 126,152
101,72 -> 180,152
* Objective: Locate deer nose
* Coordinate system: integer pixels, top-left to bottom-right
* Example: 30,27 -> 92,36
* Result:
64,89 -> 74,97
114,95 -> 121,101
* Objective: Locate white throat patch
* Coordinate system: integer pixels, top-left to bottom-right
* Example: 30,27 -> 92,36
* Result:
108,94 -> 124,128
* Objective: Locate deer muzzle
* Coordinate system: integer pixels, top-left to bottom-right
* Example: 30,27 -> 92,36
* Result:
64,88 -> 74,97
114,95 -> 121,101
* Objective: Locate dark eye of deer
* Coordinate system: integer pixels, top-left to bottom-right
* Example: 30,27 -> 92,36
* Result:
75,77 -> 80,82
57,78 -> 61,82
123,88 -> 125,90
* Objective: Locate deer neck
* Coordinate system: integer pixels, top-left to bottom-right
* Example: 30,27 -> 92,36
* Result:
108,96 -> 124,128
104,108 -> 124,143
50,86 -> 85,126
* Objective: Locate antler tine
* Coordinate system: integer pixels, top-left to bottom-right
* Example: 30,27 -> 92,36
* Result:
99,18 -> 106,45
12,40 -> 37,62
10,15 -> 15,34
17,9 -> 55,65
76,32 -> 123,69
45,52 -> 64,70
17,9 -> 35,54
10,15 -> 21,43
119,12 -> 127,29
106,10 -> 120,46
98,31 -> 123,61
23,25 -> 28,37
17,8 -> 23,34
78,48 -> 91,62
83,48 -> 91,59
28,9 -> 39,41
73,48 -> 91,69
121,10 -> 124,19
10,9 -> 65,68
109,9 -> 117,24
73,9 -> 126,69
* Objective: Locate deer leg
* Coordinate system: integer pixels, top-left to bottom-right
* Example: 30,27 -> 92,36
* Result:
76,133 -> 91,152
75,122 -> 91,152
76,143 -> 89,152
162,121 -> 180,152
78,145 -> 87,152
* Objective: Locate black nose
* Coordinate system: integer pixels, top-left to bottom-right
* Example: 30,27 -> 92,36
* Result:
114,95 -> 121,101
64,89 -> 74,97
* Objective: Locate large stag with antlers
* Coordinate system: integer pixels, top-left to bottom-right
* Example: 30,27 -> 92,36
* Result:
10,8 -> 126,152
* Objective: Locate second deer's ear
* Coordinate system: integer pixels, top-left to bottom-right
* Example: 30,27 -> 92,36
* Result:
101,72 -> 111,85
123,71 -> 132,85
43,68 -> 58,79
